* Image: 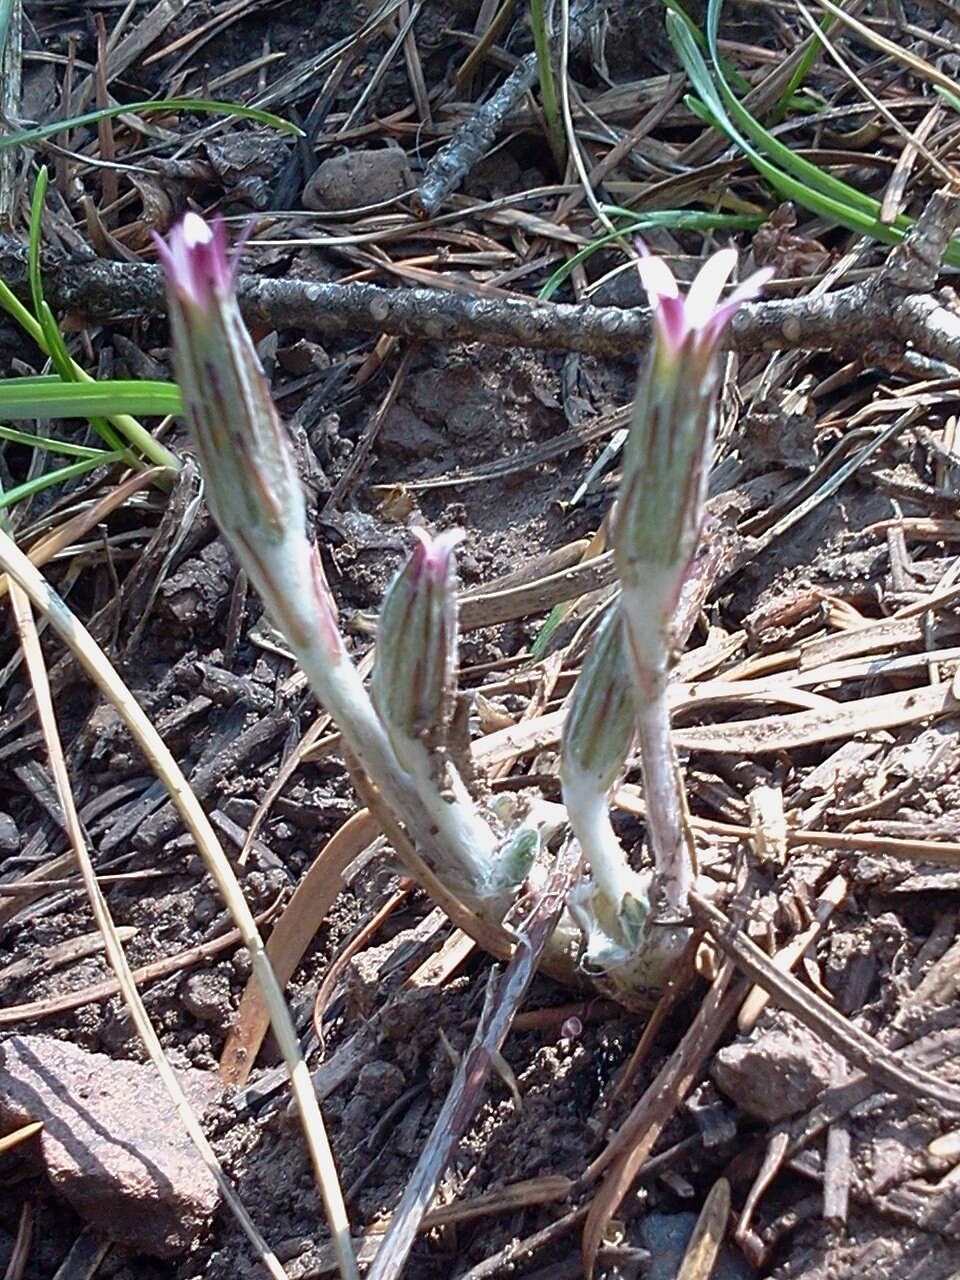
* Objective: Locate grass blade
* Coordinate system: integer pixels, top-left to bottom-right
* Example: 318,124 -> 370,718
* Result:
5,572 -> 290,1280
0,377 -> 182,417
0,453 -> 124,510
0,526 -> 358,1279
0,97 -> 302,150
664,2 -> 960,268
539,210 -> 762,300
0,424 -> 114,457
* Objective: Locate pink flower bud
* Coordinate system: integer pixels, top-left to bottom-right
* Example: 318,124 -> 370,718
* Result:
155,214 -> 342,656
615,247 -> 772,618
372,528 -> 463,770
153,212 -> 236,310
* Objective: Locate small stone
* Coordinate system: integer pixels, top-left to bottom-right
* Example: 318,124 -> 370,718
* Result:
341,1060 -> 407,1133
713,1014 -> 839,1122
0,1034 -> 221,1257
354,1060 -> 405,1105
191,895 -> 218,926
180,970 -> 232,1023
0,811 -> 19,855
303,148 -> 411,212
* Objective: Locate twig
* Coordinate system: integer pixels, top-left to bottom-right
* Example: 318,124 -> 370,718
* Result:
0,899 -> 280,1025
3,194 -> 960,365
580,963 -> 745,1276
414,0 -> 592,216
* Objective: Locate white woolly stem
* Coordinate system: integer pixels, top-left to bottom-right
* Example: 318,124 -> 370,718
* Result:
563,773 -> 644,925
238,528 -> 500,895
621,579 -> 695,920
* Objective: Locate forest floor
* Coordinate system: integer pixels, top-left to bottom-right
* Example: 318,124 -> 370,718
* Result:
3,0 -> 960,1277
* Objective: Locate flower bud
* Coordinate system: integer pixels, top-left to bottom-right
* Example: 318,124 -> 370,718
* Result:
561,604 -> 634,797
372,528 -> 462,771
614,247 -> 772,634
154,214 -> 341,657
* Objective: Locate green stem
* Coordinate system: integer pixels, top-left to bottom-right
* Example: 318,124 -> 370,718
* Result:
633,667 -> 694,920
529,0 -> 566,172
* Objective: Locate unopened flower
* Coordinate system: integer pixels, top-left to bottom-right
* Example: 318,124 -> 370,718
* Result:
562,605 -> 650,949
614,246 -> 771,922
157,216 -> 504,940
562,603 -> 634,798
614,247 -> 772,638
372,528 -> 462,772
154,213 -> 341,657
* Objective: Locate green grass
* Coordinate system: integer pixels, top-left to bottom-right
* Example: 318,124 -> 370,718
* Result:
1,89 -> 303,512
0,97 -> 301,151
539,208 -> 763,301
0,168 -> 185,511
664,0 -> 960,269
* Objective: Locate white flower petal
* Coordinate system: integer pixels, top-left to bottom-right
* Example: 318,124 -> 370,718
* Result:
181,211 -> 213,248
684,248 -> 738,330
635,254 -> 680,305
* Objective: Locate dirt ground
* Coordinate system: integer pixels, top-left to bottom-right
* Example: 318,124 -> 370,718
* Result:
3,0 -> 960,1277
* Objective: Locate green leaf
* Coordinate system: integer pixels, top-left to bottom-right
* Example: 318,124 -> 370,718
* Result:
0,424 -> 115,458
663,0 -> 960,268
29,169 -> 81,386
539,209 -> 762,301
0,378 -> 183,418
665,6 -> 960,267
0,180 -> 181,475
0,97 -> 303,151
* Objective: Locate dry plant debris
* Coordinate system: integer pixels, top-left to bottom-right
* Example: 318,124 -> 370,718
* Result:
3,1 -> 960,1278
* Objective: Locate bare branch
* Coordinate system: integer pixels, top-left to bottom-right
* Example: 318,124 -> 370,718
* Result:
2,192 -> 959,368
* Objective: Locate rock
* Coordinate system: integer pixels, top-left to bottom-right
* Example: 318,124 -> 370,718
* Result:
303,148 -> 411,211
0,1035 -> 221,1257
0,811 -> 19,854
713,1014 -> 839,1122
354,1060 -> 405,1103
341,1060 -> 406,1132
640,1212 -> 754,1280
180,970 -> 232,1023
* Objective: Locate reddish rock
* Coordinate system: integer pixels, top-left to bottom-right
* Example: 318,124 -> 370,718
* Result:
0,1034 -> 221,1257
713,1015 -> 839,1122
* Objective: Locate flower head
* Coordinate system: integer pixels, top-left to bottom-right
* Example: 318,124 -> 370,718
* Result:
614,247 -> 772,614
153,212 -> 237,310
635,241 -> 772,369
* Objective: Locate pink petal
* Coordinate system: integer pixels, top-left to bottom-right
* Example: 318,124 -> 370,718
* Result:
724,265 -> 775,310
634,241 -> 685,349
654,295 -> 689,353
154,214 -> 233,308
703,266 -> 774,343
409,527 -> 464,583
